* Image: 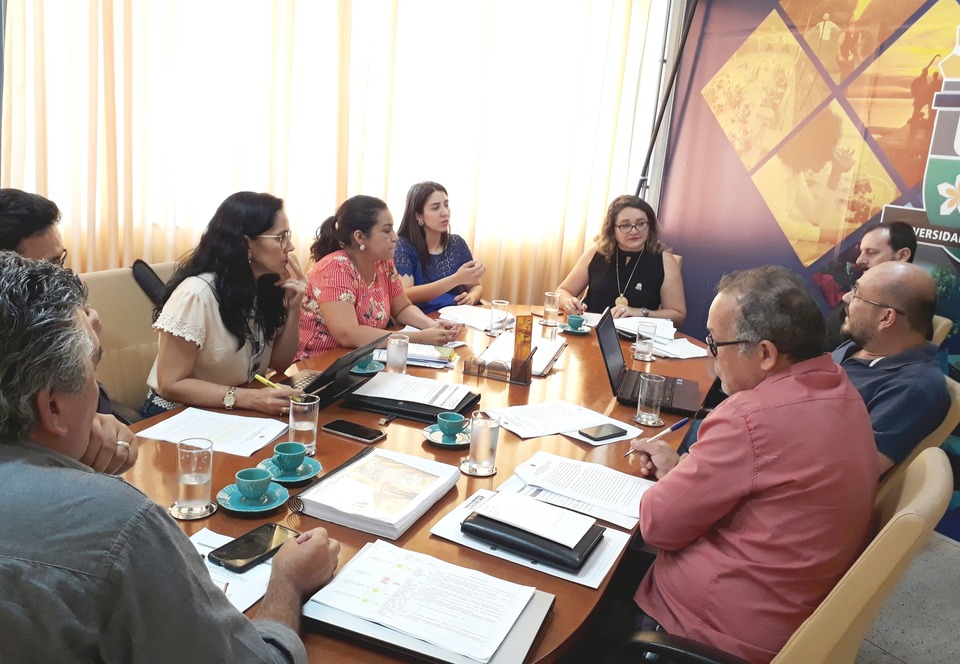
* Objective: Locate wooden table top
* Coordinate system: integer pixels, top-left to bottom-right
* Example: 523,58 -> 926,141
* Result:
126,312 -> 714,663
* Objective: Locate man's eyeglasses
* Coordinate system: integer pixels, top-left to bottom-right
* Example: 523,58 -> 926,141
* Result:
256,230 -> 291,250
615,221 -> 649,233
50,249 -> 68,268
849,284 -> 904,316
705,333 -> 751,356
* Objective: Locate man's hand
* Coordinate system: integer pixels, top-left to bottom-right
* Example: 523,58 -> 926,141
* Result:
79,413 -> 138,475
271,528 -> 341,598
628,437 -> 680,479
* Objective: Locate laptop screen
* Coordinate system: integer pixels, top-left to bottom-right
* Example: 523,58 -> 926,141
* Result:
594,309 -> 627,394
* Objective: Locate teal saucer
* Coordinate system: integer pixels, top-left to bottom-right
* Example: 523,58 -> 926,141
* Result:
350,360 -> 385,375
258,456 -> 322,484
560,324 -> 590,335
216,482 -> 289,513
422,423 -> 471,450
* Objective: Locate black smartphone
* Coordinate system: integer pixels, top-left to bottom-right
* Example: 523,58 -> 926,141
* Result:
578,423 -> 628,441
321,419 -> 386,444
207,523 -> 300,573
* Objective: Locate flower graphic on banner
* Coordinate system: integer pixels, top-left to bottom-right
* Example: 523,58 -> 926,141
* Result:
939,176 -> 960,217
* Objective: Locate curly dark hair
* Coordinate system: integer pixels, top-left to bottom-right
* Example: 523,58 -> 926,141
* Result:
310,195 -> 388,262
159,192 -> 287,350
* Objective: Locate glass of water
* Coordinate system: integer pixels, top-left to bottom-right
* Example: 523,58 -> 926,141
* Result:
488,300 -> 509,337
289,394 -> 321,455
543,291 -> 560,327
169,437 -> 216,520
460,411 -> 501,477
386,333 -> 409,374
634,321 -> 657,362
634,373 -> 666,427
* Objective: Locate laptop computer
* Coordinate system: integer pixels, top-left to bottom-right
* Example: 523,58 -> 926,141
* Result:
594,309 -> 701,415
280,334 -> 390,409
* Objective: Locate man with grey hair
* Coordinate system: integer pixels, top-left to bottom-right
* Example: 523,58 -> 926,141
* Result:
0,252 -> 340,662
626,266 -> 876,663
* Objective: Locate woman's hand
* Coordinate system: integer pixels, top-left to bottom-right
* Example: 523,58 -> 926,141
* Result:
237,386 -> 304,416
454,291 -> 476,306
279,254 -> 308,313
454,260 -> 485,286
412,320 -> 461,345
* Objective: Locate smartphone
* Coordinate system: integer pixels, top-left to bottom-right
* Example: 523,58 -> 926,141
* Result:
321,419 -> 386,444
578,423 -> 627,441
207,523 -> 300,573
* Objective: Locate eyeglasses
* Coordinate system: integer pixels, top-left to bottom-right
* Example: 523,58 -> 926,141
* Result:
256,230 -> 290,250
49,249 -> 68,268
615,221 -> 649,233
705,333 -> 752,356
849,284 -> 904,316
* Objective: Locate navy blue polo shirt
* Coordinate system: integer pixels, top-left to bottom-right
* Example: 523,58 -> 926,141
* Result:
833,341 -> 950,463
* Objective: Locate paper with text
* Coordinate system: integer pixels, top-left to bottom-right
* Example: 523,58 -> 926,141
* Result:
310,540 -> 533,663
137,408 -> 287,456
497,475 -> 639,530
488,401 -> 609,439
473,491 -> 595,548
351,372 -> 471,410
190,528 -> 271,612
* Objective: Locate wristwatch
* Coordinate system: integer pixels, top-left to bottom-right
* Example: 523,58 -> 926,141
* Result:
223,386 -> 237,410
640,307 -> 650,318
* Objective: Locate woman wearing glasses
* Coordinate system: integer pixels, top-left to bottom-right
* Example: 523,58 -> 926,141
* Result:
296,195 -> 459,360
142,191 -> 304,417
557,195 -> 686,324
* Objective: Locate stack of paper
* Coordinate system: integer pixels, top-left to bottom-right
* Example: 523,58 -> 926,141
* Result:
610,316 -> 707,358
374,342 -> 459,369
488,400 -> 638,440
439,304 -> 516,332
477,332 -> 566,377
136,408 -> 288,456
296,448 -> 459,539
305,540 -> 552,663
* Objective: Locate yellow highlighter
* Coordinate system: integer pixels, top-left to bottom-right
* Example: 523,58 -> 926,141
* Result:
255,374 -> 283,390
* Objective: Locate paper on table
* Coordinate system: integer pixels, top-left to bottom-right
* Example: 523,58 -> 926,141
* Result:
580,312 -> 604,328
562,415 -> 642,446
497,475 -> 639,530
438,304 -> 516,332
190,528 -> 272,612
137,408 -> 288,456
612,316 -> 676,341
310,540 -> 533,663
488,401 -> 609,439
351,372 -> 472,410
477,332 -> 565,377
430,490 -> 631,589
473,491 -> 595,548
513,451 -> 653,518
653,337 -> 708,359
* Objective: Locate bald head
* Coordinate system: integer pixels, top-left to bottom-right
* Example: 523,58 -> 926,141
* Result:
860,262 -> 936,338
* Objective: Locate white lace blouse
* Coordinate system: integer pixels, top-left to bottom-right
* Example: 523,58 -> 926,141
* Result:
146,274 -> 272,391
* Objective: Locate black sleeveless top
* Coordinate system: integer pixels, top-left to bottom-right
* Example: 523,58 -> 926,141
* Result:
583,249 -> 664,313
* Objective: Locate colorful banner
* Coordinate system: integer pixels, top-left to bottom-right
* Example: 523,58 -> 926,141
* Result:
661,0 -> 960,353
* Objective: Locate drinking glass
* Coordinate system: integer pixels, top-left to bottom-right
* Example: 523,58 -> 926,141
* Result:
289,394 -> 320,455
460,411 -> 501,476
543,292 -> 560,327
386,333 -> 409,374
634,321 -> 657,362
169,438 -> 216,520
634,373 -> 666,427
489,300 -> 509,337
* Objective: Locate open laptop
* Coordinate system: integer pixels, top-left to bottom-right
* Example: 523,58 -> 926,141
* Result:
280,334 -> 390,409
594,308 -> 701,414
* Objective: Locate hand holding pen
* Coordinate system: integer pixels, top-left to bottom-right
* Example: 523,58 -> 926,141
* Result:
624,417 -> 690,480
623,417 -> 690,457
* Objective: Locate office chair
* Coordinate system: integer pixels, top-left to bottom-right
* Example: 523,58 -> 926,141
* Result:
132,258 -> 173,307
604,447 -> 954,664
931,315 -> 953,347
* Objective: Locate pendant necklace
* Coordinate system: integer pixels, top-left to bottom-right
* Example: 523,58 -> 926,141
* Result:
615,247 -> 643,308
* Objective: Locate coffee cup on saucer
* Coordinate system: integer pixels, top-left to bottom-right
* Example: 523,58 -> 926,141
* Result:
273,442 -> 307,473
235,468 -> 273,502
437,412 -> 467,443
355,353 -> 375,371
567,314 -> 585,331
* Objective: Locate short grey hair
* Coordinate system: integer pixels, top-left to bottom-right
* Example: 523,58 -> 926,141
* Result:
0,251 -> 95,439
716,266 -> 824,362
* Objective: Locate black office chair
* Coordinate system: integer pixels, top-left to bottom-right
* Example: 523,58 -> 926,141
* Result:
132,259 -> 167,307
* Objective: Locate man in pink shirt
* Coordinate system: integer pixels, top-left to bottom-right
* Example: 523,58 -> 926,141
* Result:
628,266 -> 877,663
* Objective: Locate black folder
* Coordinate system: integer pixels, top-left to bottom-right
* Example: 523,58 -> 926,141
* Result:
342,389 -> 481,424
460,512 -> 605,572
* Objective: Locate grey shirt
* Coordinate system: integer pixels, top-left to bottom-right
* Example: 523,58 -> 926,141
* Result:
0,439 -> 306,663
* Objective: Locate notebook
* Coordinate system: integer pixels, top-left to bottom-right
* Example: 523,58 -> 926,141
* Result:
594,309 -> 701,414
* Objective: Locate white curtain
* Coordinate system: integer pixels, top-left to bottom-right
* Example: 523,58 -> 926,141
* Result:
2,0 -> 670,302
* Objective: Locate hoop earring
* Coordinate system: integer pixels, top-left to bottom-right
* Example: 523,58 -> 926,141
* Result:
359,244 -> 366,251
417,220 -> 424,227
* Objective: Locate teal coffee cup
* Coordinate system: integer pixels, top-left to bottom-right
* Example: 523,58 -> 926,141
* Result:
355,353 -> 375,370
567,314 -> 585,330
235,467 -> 273,501
437,412 -> 466,442
273,442 -> 307,472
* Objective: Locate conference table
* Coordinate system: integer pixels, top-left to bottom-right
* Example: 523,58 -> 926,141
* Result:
125,310 -> 714,663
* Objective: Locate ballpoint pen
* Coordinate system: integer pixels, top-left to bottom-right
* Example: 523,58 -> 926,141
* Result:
255,374 -> 283,390
623,417 -> 690,457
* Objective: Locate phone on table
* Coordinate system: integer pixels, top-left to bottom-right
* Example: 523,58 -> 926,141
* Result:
578,423 -> 628,442
321,418 -> 386,444
207,523 -> 300,573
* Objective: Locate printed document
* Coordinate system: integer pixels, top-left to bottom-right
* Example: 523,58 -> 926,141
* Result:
352,372 -> 472,410
489,400 -> 609,438
497,475 -> 639,530
310,540 -> 534,663
190,528 -> 271,612
137,408 -> 287,456
474,491 -> 595,548
513,451 -> 653,517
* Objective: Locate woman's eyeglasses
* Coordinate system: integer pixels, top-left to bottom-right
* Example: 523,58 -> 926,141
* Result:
615,222 -> 649,233
256,230 -> 290,250
50,249 -> 68,268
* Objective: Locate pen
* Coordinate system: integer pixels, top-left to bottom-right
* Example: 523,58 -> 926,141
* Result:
255,374 -> 283,390
623,417 -> 690,457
